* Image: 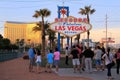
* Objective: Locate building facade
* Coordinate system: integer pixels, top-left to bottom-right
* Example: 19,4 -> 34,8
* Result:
4,21 -> 41,45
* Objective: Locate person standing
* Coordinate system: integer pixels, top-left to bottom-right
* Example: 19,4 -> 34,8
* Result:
45,49 -> 54,73
27,44 -> 35,72
79,43 -> 85,71
70,45 -> 80,73
83,47 -> 94,73
54,48 -> 60,73
101,46 -> 106,71
115,48 -> 120,74
102,47 -> 115,80
76,45 -> 82,72
94,46 -> 103,71
35,49 -> 42,73
65,47 -> 70,65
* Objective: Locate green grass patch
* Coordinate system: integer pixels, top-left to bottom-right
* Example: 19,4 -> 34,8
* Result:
41,57 -> 73,68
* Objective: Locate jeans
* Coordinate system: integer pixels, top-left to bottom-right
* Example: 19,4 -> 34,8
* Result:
116,59 -> 120,74
85,58 -> 92,72
106,62 -> 114,77
65,56 -> 69,65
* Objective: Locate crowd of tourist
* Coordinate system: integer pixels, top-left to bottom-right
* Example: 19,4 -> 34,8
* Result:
27,43 -> 120,80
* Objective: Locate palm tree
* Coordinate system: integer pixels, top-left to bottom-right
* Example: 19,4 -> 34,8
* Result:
0,34 -> 3,40
79,5 -> 95,48
43,22 -> 56,50
47,29 -> 56,50
33,21 -> 50,39
16,39 -> 20,46
20,39 -> 24,46
32,21 -> 50,54
32,21 -> 42,32
60,35 -> 65,50
76,34 -> 80,44
33,8 -> 51,55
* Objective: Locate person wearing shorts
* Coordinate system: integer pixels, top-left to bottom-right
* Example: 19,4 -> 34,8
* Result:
54,48 -> 60,73
94,46 -> 103,71
70,45 -> 80,73
45,50 -> 54,73
27,44 -> 35,72
35,49 -> 41,73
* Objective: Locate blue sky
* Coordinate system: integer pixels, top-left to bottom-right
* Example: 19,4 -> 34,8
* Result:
0,0 -> 120,40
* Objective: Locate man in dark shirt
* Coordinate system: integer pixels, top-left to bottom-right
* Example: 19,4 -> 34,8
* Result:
83,47 -> 94,73
70,45 -> 80,73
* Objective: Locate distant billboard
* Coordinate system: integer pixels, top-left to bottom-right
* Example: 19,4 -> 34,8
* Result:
101,38 -> 115,43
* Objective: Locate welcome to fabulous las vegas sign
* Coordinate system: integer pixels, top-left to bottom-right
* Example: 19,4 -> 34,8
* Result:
49,16 -> 92,37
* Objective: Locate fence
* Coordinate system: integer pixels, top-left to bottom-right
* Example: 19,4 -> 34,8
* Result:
0,51 -> 23,62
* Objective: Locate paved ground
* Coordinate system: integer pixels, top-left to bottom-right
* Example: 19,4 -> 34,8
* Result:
0,58 -> 91,80
55,68 -> 120,80
0,58 -> 119,80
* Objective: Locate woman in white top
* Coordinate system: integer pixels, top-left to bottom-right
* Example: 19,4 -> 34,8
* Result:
65,47 -> 70,65
102,47 -> 115,80
35,49 -> 42,73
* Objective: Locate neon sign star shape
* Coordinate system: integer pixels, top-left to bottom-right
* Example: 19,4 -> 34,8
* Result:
60,8 -> 67,17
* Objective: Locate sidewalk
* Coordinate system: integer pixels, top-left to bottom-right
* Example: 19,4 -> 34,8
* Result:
54,68 -> 120,80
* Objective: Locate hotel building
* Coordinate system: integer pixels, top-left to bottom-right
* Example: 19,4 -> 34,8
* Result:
4,21 -> 41,45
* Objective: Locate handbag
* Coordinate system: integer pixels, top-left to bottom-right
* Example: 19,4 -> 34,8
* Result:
110,61 -> 115,66
107,53 -> 115,66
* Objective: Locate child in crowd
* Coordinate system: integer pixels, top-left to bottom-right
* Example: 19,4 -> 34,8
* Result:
54,48 -> 60,73
45,50 -> 54,73
35,49 -> 42,73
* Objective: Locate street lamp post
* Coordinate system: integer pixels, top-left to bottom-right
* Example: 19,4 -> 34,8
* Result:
105,14 -> 108,50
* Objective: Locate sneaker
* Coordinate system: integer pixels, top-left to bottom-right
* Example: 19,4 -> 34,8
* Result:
107,77 -> 114,80
102,69 -> 105,71
79,70 -> 82,73
82,68 -> 85,71
73,71 -> 76,73
49,71 -> 52,73
117,72 -> 119,74
45,70 -> 47,72
54,71 -> 58,74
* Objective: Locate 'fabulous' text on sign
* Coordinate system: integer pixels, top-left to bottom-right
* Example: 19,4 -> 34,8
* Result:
49,16 -> 92,37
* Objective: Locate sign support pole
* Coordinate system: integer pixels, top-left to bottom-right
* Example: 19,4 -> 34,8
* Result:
57,6 -> 69,51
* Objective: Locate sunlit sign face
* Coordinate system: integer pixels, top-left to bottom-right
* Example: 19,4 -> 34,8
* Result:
49,16 -> 92,37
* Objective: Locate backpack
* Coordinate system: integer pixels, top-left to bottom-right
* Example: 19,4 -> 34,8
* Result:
33,48 -> 36,54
